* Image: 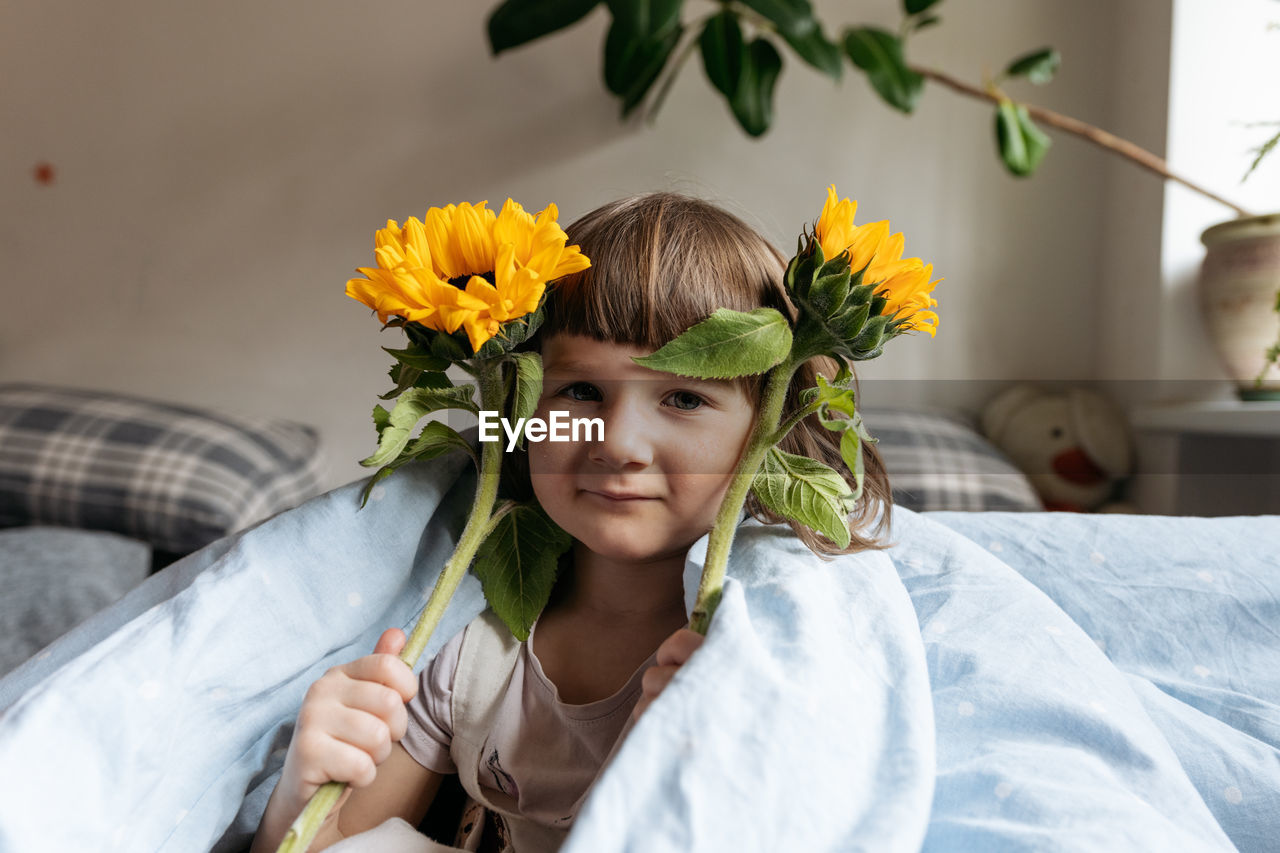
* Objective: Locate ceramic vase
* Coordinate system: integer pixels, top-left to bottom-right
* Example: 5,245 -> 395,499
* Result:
1198,212 -> 1280,400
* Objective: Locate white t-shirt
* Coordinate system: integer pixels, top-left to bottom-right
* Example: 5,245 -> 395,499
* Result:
402,619 -> 657,830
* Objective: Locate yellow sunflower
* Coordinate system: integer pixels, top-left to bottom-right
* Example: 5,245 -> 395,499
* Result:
814,186 -> 940,337
346,199 -> 591,352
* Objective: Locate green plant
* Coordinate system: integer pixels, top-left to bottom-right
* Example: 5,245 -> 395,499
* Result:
486,0 -> 1254,216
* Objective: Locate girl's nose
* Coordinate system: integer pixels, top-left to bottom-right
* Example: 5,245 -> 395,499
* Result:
588,399 -> 653,470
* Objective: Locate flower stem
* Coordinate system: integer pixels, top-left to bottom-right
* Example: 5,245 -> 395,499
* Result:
912,64 -> 1253,218
277,358 -> 507,853
689,360 -> 796,635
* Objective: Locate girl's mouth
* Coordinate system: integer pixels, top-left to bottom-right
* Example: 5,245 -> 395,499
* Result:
582,489 -> 657,502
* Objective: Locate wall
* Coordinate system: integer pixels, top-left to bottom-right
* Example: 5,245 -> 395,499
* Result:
4,0 -> 1134,490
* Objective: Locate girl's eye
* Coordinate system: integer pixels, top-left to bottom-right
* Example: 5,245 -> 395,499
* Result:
560,382 -> 602,402
664,390 -> 706,411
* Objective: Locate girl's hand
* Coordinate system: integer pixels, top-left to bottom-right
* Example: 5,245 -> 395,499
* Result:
632,627 -> 705,722
278,628 -> 418,811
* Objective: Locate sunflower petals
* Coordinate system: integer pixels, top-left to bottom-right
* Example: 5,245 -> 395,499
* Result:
814,186 -> 940,336
347,196 -> 589,354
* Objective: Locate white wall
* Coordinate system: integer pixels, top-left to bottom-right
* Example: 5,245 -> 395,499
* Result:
2,0 -> 1160,490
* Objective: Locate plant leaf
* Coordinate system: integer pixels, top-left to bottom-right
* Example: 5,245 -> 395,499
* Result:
381,346 -> 451,372
751,446 -> 852,548
488,0 -> 602,55
472,502 -> 573,641
1243,126 -> 1280,182
809,373 -> 877,500
604,0 -> 685,115
503,351 -> 544,449
728,37 -> 783,137
740,0 -> 840,81
404,419 -> 476,465
842,27 -> 924,113
1005,47 -> 1060,85
380,363 -> 453,401
359,420 -> 476,506
700,9 -> 745,97
632,307 -> 792,378
904,0 -> 943,14
360,385 -> 480,468
995,99 -> 1051,177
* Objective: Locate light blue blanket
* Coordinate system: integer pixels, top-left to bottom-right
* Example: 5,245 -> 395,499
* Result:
0,455 -> 1276,851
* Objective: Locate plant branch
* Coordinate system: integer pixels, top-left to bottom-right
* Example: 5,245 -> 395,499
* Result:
645,12 -> 714,124
277,358 -> 507,853
689,359 -> 796,635
913,65 -> 1255,218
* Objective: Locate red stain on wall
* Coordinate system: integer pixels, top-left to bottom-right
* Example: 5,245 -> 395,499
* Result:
33,162 -> 56,186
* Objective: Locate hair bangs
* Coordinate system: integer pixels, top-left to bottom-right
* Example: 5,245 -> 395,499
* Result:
542,193 -> 792,349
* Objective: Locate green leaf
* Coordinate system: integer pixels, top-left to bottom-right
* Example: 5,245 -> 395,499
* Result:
503,351 -> 544,449
913,14 -> 941,31
995,99 -> 1051,177
700,10 -> 745,98
751,446 -> 852,548
380,363 -> 452,401
840,427 -> 866,501
728,37 -> 783,137
809,373 -> 876,500
843,27 -> 924,113
904,0 -> 943,14
359,465 -> 397,508
780,27 -> 842,81
428,330 -> 469,362
604,0 -> 685,115
404,420 -> 476,466
632,307 -> 792,378
1243,126 -> 1280,182
1005,47 -> 1060,85
359,420 -> 477,507
740,0 -> 840,81
488,0 -> 602,55
359,385 -> 480,468
372,404 -> 392,438
381,346 -> 450,372
472,503 -> 573,641
813,371 -> 857,422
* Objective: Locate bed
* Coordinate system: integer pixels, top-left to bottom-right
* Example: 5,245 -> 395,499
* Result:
0,385 -> 1038,680
1,387 -> 1275,852
0,384 -> 326,678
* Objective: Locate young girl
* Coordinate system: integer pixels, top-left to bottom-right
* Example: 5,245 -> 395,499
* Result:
251,193 -> 893,853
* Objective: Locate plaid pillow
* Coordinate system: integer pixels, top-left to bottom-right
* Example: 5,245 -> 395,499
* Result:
863,408 -> 1043,512
0,384 -> 325,556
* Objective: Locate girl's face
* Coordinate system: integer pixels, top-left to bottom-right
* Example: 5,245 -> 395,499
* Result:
528,334 -> 757,566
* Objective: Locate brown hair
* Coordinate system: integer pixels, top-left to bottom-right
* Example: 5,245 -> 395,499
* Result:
515,192 -> 891,555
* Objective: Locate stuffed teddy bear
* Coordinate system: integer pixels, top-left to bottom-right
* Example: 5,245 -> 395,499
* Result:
980,385 -> 1134,512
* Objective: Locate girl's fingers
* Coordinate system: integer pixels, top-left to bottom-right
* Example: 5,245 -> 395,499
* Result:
315,733 -> 382,789
655,628 -> 705,668
338,678 -> 411,741
342,651 -> 417,703
324,705 -> 397,767
292,715 -> 383,791
373,627 -> 407,657
641,664 -> 677,700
